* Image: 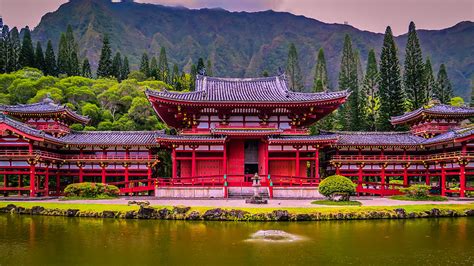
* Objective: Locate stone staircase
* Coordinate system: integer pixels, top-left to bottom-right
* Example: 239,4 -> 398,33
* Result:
227,187 -> 269,199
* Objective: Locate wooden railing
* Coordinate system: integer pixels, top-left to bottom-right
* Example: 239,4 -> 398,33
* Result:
0,150 -> 160,162
269,175 -> 319,187
156,176 -> 225,187
330,151 -> 473,164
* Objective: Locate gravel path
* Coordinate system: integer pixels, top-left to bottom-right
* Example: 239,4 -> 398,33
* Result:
6,197 -> 473,208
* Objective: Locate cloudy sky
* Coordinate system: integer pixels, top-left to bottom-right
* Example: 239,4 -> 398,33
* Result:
0,0 -> 472,35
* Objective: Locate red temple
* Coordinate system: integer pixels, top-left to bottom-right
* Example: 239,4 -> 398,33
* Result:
1,74 -> 473,198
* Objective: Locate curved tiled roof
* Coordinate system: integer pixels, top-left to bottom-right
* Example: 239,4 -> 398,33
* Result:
58,131 -> 163,146
0,114 -> 61,142
268,134 -> 338,144
391,104 -> 474,125
211,128 -> 283,136
422,127 -> 474,145
146,75 -> 349,104
0,97 -> 90,124
321,131 -> 426,146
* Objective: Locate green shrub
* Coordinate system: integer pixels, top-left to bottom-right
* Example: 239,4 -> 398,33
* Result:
466,191 -> 474,198
399,184 -> 431,199
319,175 -> 356,201
64,182 -> 119,198
389,180 -> 404,185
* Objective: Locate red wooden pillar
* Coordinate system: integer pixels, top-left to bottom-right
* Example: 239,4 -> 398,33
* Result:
295,147 -> 300,177
172,148 -> 177,179
314,147 -> 320,182
264,142 -> 269,177
425,167 -> 430,186
78,164 -> 84,183
29,161 -> 36,197
223,142 -> 227,175
191,147 -> 196,177
101,163 -> 106,184
403,164 -> 409,186
56,166 -> 60,195
460,161 -> 466,198
380,164 -> 386,196
441,163 -> 446,196
45,163 -> 49,196
357,163 -> 363,192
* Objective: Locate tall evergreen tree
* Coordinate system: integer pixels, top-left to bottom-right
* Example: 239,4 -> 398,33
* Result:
206,59 -> 213,76
360,49 -> 381,131
338,34 -> 360,130
6,27 -> 21,72
57,26 -> 79,76
121,56 -> 130,80
378,26 -> 405,130
97,35 -> 113,77
111,52 -> 122,81
139,53 -> 150,77
19,27 -> 35,68
0,25 -> 9,73
44,40 -> 57,76
404,22 -> 426,110
422,57 -> 436,102
57,33 -> 68,75
312,48 -> 329,92
286,43 -> 304,92
81,58 -> 92,78
354,49 -> 364,84
150,56 -> 158,80
190,63 -> 197,90
158,46 -> 169,82
34,41 -> 45,72
171,63 -> 180,89
196,57 -> 205,75
434,64 -> 453,104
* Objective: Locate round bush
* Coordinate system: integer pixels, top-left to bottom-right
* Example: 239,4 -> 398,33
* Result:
399,184 -> 431,199
64,182 -> 120,198
319,175 -> 356,201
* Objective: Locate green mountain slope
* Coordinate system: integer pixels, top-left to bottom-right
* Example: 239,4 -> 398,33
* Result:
32,0 -> 474,99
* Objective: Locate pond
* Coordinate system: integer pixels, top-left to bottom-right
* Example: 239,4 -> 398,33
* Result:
0,215 -> 473,265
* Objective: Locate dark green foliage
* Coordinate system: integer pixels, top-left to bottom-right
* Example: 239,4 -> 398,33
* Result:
111,52 -> 122,81
121,56 -> 130,80
206,59 -> 213,76
64,182 -> 119,198
139,53 -> 150,77
34,42 -> 45,71
149,56 -> 158,79
0,26 -> 6,73
97,35 -> 113,77
171,63 -> 181,90
319,175 -> 356,201
360,49 -> 381,131
6,27 -> 21,72
338,35 -> 360,130
81,58 -> 92,78
44,40 -> 57,76
378,26 -> 405,130
423,57 -> 436,101
190,64 -> 197,90
399,184 -> 431,199
312,48 -> 329,92
19,27 -> 35,68
196,57 -> 205,75
57,26 -> 80,76
286,43 -> 304,92
158,46 -> 169,82
404,22 -> 426,110
435,64 -> 453,103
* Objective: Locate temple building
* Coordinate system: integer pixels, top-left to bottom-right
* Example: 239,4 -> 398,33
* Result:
1,74 -> 473,198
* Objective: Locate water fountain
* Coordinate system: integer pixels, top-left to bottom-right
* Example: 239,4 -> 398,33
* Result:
245,173 -> 268,204
246,230 -> 303,242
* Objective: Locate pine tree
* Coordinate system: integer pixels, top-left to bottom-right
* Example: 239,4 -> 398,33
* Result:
158,46 -> 169,82
338,34 -> 360,130
57,33 -> 68,75
111,52 -> 122,81
206,59 -> 213,76
435,64 -> 453,104
6,27 -> 21,72
354,49 -> 364,84
81,58 -> 92,78
139,53 -> 150,77
196,58 -> 205,75
378,26 -> 405,130
404,22 -> 426,110
65,25 -> 79,76
19,26 -> 35,68
360,49 -> 381,131
44,40 -> 57,76
471,83 -> 474,108
422,57 -> 436,102
0,25 -> 8,73
34,41 -> 45,72
171,63 -> 180,89
312,48 -> 329,92
190,63 -> 197,90
286,43 -> 304,92
150,56 -> 158,80
121,56 -> 130,80
97,35 -> 113,78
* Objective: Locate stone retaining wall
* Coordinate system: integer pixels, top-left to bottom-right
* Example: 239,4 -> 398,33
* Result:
1,204 -> 474,221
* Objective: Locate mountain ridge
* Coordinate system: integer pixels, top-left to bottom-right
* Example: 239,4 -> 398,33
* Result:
30,0 -> 473,99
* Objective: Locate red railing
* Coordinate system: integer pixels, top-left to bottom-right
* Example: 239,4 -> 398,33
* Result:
355,181 -> 405,196
156,175 -> 225,187
331,151 -> 473,163
270,175 -> 319,187
0,150 -> 160,161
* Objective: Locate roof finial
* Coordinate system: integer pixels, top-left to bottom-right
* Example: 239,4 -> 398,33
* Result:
42,93 -> 54,104
428,94 -> 441,106
277,66 -> 285,76
198,67 -> 206,76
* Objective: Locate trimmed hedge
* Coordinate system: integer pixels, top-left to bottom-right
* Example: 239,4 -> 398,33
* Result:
319,175 -> 356,201
399,184 -> 431,199
64,182 -> 119,198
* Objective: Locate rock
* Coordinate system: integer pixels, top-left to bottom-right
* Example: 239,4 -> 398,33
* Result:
14,206 -> 26,214
125,211 -> 136,219
173,206 -> 191,214
202,208 -> 227,220
445,210 -> 456,217
272,210 -> 290,221
393,208 -> 406,218
186,211 -> 201,220
295,214 -> 311,221
102,211 -> 116,218
31,206 -> 45,215
430,208 -> 441,217
66,209 -> 79,217
138,206 -> 156,219
5,204 -> 16,211
408,212 -> 417,218
157,208 -> 171,219
228,209 -> 249,220
464,209 -> 474,216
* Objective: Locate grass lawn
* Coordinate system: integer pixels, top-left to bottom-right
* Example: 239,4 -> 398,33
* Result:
390,195 -> 448,202
1,202 -> 473,215
311,200 -> 362,206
